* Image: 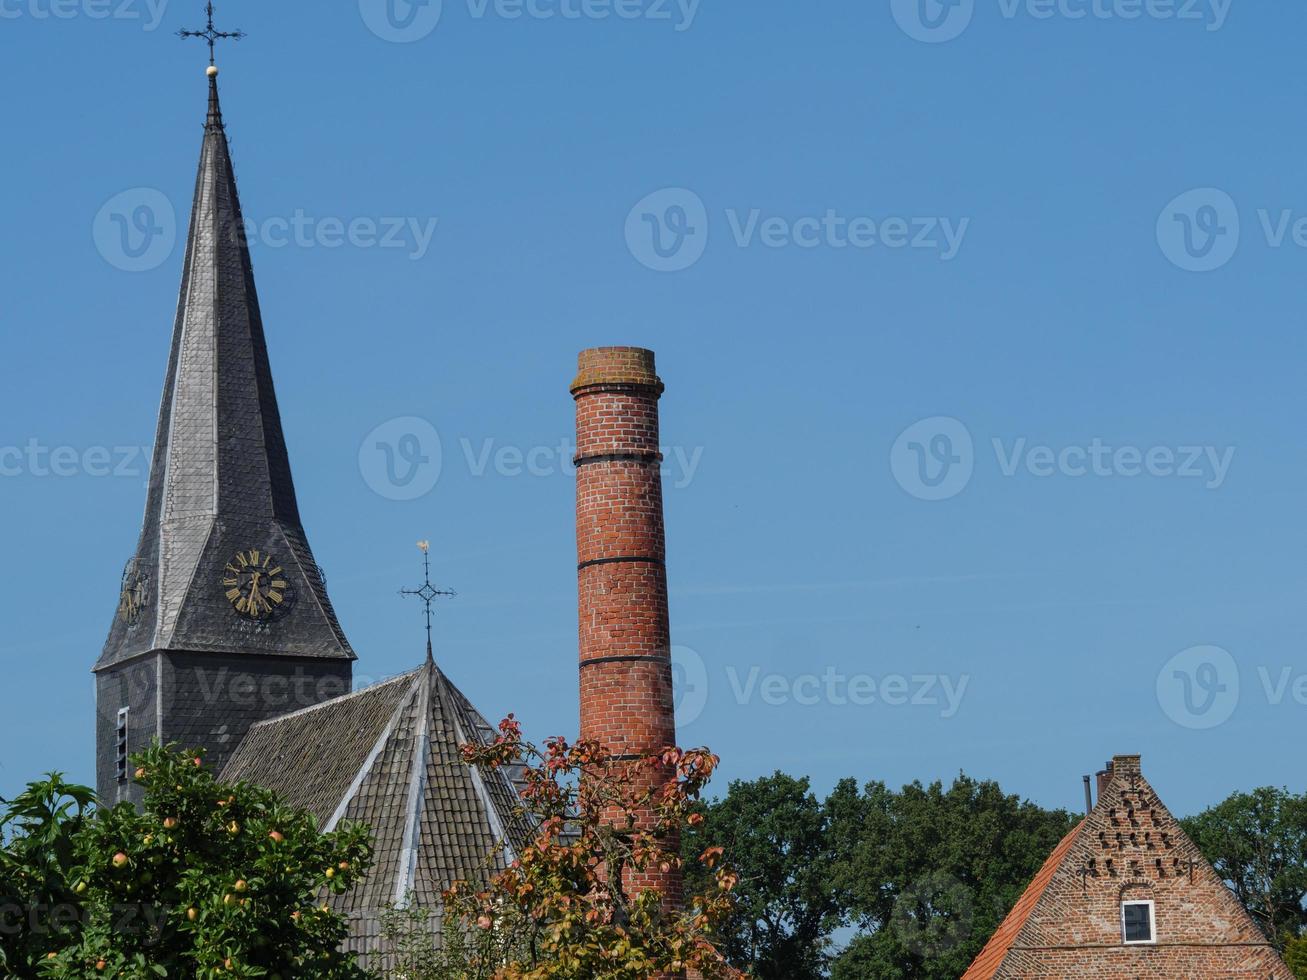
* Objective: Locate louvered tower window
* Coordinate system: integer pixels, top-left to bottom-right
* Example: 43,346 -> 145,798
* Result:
115,708 -> 130,782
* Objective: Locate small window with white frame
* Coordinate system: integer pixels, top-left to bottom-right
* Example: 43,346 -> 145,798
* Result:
1122,900 -> 1156,945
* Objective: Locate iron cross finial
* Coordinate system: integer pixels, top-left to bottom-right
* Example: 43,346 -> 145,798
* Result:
400,540 -> 457,663
178,2 -> 246,66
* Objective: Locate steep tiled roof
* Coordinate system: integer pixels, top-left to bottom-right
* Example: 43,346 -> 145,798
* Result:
221,659 -> 533,968
960,821 -> 1084,980
962,755 -> 1293,978
97,72 -> 352,671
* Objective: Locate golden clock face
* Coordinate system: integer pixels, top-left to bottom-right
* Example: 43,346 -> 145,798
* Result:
222,550 -> 290,620
118,562 -> 149,626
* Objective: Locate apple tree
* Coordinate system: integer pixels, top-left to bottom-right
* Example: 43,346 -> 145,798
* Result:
36,744 -> 372,980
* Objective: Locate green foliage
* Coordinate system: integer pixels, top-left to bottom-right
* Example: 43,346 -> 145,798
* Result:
689,771 -> 1075,980
0,775 -> 96,974
682,773 -> 856,979
2,744 -> 374,980
1181,787 -> 1307,948
1284,933 -> 1307,977
827,775 -> 1076,980
377,900 -> 525,980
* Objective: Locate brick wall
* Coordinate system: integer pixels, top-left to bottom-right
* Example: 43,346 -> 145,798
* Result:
571,347 -> 681,906
996,755 -> 1292,978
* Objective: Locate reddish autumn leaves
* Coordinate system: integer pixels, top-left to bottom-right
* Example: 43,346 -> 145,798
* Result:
446,715 -> 743,979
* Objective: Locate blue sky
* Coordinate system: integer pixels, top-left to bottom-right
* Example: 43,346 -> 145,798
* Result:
2,0 -> 1304,818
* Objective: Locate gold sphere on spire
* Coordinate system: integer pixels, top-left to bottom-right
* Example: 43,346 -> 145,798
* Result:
207,65 -> 219,78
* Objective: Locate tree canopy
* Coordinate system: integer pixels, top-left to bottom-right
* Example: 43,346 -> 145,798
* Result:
2,745 -> 372,980
686,771 -> 1077,980
1181,786 -> 1307,947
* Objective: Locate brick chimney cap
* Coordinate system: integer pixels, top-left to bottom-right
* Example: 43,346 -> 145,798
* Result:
1111,754 -> 1142,774
571,347 -> 664,395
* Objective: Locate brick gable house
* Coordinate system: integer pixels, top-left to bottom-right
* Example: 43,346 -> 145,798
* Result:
962,755 -> 1292,979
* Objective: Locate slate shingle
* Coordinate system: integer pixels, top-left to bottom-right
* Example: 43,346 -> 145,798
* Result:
222,660 -> 534,970
95,74 -> 353,674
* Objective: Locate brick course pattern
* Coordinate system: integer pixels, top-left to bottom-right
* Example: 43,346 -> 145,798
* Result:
571,347 -> 681,908
963,755 -> 1292,979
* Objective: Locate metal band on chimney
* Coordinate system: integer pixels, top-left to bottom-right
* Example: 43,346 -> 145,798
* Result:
578,556 -> 665,571
573,451 -> 663,467
580,654 -> 670,668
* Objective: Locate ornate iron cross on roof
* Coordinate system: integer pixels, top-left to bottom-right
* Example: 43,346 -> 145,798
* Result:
178,2 -> 246,66
400,541 -> 457,662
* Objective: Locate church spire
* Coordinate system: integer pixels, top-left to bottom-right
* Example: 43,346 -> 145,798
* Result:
206,67 -> 223,130
97,69 -> 354,670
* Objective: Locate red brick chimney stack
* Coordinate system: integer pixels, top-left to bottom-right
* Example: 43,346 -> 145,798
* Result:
571,346 -> 680,902
1096,760 -> 1115,799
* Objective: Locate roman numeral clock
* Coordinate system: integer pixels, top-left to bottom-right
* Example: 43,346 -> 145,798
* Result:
222,550 -> 293,620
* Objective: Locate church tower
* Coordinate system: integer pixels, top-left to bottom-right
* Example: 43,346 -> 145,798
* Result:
94,66 -> 355,805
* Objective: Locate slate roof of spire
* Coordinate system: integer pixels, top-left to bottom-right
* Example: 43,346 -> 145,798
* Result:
97,72 -> 353,670
221,660 -> 534,967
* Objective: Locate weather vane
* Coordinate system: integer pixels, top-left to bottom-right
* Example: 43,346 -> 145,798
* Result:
178,2 -> 246,66
400,541 -> 457,662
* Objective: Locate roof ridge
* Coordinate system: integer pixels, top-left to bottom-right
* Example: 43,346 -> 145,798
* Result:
960,820 -> 1085,980
393,662 -> 435,905
242,669 -> 421,731
434,668 -> 520,866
